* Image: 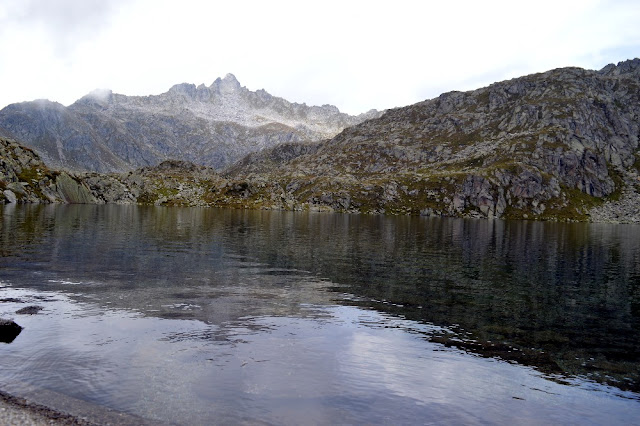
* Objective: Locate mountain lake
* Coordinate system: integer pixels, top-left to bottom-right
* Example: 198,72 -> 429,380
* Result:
0,204 -> 639,424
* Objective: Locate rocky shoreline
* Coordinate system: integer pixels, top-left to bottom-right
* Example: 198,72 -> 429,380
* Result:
2,133 -> 640,223
0,390 -> 93,426
0,388 -> 162,426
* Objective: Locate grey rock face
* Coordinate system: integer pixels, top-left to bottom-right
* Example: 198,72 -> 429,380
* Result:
54,173 -> 98,204
2,190 -> 16,203
0,75 -> 381,173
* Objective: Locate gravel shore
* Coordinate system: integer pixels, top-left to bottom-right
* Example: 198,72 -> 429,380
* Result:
0,389 -> 160,426
0,391 -> 92,425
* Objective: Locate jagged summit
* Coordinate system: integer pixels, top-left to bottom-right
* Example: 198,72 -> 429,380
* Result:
221,73 -> 241,84
598,58 -> 640,76
168,74 -> 242,98
211,73 -> 242,93
166,82 -> 197,96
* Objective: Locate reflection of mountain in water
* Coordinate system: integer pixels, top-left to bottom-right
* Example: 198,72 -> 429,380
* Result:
225,211 -> 640,391
1,204 -> 639,392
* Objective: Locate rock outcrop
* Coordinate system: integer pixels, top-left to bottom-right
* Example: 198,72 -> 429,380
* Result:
0,137 -> 100,204
0,75 -> 380,173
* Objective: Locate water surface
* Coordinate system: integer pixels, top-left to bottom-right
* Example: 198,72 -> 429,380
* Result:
1,204 -> 639,424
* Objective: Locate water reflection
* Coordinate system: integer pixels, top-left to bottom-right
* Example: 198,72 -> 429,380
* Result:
217,211 -> 640,392
0,204 -> 639,423
1,286 -> 638,425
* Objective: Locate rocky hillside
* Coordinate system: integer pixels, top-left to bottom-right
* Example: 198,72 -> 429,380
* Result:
0,135 -> 273,210
0,74 -> 379,173
0,137 -> 100,204
225,59 -> 640,222
2,59 -> 639,223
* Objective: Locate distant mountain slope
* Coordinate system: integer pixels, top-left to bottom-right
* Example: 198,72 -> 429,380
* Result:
0,74 -> 380,173
227,59 -> 640,221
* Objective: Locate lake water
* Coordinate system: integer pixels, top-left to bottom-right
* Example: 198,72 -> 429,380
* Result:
0,204 -> 639,424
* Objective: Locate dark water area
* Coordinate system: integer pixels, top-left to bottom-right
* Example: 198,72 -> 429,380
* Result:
0,204 -> 639,424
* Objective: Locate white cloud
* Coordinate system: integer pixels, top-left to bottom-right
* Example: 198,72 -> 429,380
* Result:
1,0 -> 639,114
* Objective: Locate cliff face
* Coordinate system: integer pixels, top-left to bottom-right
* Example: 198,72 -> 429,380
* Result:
0,74 -> 380,173
226,59 -> 640,222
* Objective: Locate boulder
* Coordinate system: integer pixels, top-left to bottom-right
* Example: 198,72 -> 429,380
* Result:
0,318 -> 22,343
55,172 -> 97,203
2,189 -> 16,203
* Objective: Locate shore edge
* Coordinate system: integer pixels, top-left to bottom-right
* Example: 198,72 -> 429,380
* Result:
0,390 -> 93,425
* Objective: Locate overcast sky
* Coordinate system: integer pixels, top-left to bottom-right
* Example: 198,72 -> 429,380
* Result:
1,0 -> 639,114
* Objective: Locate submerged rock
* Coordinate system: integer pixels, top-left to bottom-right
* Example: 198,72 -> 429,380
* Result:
0,318 -> 22,343
15,306 -> 43,315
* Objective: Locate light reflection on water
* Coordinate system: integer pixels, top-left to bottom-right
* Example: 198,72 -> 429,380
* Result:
1,286 -> 637,425
0,204 -> 639,424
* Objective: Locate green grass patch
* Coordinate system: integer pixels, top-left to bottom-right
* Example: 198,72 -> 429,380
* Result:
137,192 -> 159,204
536,187 -> 604,222
16,167 -> 42,183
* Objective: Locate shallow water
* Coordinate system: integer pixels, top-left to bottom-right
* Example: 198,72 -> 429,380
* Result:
0,204 -> 639,424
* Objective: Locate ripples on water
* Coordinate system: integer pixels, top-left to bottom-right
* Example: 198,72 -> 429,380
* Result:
0,204 -> 639,424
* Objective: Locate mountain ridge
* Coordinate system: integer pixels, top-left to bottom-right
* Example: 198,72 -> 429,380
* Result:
223,58 -> 640,221
1,59 -> 639,223
0,74 -> 380,173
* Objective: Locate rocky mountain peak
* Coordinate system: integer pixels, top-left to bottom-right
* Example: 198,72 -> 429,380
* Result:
598,58 -> 640,76
167,83 -> 198,98
223,73 -> 240,85
212,73 -> 242,94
